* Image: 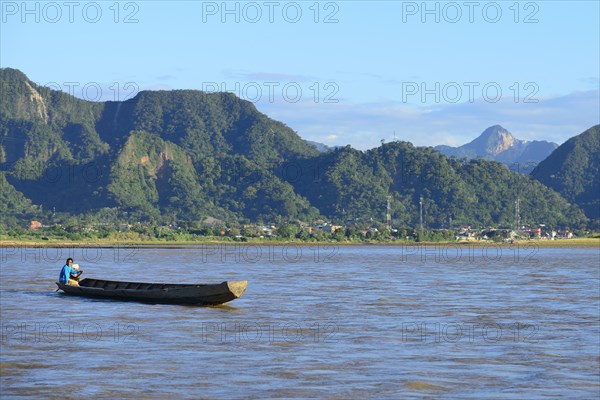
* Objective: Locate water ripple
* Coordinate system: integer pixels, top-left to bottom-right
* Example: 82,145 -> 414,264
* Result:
1,246 -> 598,398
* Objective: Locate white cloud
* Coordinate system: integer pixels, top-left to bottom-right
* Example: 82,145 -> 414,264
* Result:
257,89 -> 600,149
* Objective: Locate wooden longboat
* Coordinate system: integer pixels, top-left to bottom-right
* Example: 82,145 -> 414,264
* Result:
56,278 -> 248,305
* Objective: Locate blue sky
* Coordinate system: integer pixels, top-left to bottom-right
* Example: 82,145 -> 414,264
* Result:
1,0 -> 599,149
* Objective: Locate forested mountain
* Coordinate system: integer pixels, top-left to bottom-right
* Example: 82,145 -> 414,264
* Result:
286,143 -> 585,228
531,125 -> 600,222
0,171 -> 41,227
0,68 -> 319,225
305,140 -> 335,153
0,68 -> 590,229
435,125 -> 558,171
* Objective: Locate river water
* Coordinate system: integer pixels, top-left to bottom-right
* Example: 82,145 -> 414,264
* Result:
1,244 -> 598,398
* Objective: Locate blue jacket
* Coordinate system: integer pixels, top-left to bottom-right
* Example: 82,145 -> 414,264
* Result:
59,264 -> 77,283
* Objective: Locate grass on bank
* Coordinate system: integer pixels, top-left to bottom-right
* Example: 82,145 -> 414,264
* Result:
1,232 -> 598,248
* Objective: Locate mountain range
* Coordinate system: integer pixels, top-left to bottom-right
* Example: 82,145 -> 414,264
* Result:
531,125 -> 600,220
0,68 -> 595,229
305,140 -> 334,153
435,125 -> 558,172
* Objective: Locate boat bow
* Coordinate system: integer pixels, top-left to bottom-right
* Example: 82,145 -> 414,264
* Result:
227,280 -> 248,298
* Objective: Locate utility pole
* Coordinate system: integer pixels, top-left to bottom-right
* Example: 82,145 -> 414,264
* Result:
419,196 -> 424,233
514,198 -> 521,231
386,195 -> 392,230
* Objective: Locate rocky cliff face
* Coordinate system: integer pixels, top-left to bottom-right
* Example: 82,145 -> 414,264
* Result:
434,125 -> 558,171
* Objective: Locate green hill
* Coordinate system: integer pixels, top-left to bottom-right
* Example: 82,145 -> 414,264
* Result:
287,142 -> 586,228
531,125 -> 600,222
0,68 -> 319,225
0,171 -> 42,228
0,68 -> 590,230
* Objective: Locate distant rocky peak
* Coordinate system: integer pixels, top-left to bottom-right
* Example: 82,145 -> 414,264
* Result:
476,125 -> 516,155
434,125 -> 558,170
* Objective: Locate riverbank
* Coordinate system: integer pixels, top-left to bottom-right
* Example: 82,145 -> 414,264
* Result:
1,237 -> 598,248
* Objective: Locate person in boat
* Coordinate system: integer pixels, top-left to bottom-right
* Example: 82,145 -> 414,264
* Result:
59,258 -> 83,286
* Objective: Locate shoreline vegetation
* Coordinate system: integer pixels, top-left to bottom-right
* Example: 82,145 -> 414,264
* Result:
1,236 -> 598,249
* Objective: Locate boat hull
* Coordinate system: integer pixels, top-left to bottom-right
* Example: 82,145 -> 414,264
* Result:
56,278 -> 247,305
